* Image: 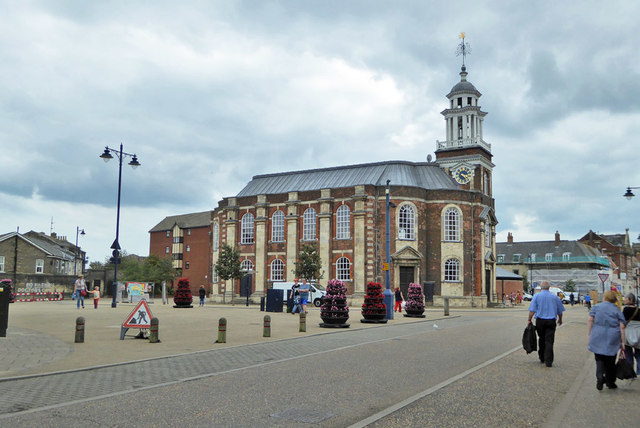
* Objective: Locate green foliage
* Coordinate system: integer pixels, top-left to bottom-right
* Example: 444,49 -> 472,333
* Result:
89,261 -> 104,270
522,275 -> 529,292
294,244 -> 324,281
564,279 -> 576,292
118,254 -> 176,285
215,244 -> 243,281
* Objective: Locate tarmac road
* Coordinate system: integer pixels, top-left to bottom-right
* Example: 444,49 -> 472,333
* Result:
1,301 -> 639,427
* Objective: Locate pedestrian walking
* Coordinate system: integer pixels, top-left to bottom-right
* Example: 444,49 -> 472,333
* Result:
570,292 -> 575,307
74,275 -> 87,309
622,293 -> 640,375
394,287 -> 404,312
92,286 -> 100,309
588,290 -> 626,390
299,278 -> 310,314
527,281 -> 565,367
198,285 -> 206,307
585,294 -> 591,310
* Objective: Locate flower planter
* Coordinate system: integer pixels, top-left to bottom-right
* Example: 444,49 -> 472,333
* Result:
404,309 -> 425,318
361,282 -> 387,323
321,316 -> 349,324
320,279 -> 350,328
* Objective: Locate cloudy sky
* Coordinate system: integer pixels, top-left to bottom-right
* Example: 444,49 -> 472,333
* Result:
2,0 -> 640,265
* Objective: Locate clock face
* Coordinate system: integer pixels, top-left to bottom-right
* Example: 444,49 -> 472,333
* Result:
454,166 -> 472,184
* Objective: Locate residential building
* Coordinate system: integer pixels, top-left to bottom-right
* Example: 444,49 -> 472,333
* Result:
496,231 -> 610,295
149,211 -> 212,296
0,230 -> 86,292
211,64 -> 498,306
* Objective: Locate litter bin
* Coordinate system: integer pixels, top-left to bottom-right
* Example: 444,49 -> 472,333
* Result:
265,289 -> 284,312
0,279 -> 12,337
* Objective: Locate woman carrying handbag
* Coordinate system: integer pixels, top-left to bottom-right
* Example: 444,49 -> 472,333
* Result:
623,293 -> 640,375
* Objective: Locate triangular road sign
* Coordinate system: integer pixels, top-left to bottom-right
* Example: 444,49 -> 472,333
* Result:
123,300 -> 153,329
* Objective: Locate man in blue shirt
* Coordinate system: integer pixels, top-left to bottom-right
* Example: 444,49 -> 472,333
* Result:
527,281 -> 565,367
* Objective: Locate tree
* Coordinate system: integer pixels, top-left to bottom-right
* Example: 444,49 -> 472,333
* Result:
111,253 -> 176,292
564,279 -> 576,292
294,244 -> 324,281
215,244 -> 243,292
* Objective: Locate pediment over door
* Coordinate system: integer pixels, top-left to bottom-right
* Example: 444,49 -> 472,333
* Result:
391,246 -> 424,265
485,250 -> 496,264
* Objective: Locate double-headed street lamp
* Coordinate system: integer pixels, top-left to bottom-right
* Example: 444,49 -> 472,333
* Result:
624,186 -> 640,298
73,226 -> 85,278
100,144 -> 141,308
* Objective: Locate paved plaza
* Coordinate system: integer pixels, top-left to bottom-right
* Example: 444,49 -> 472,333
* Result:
1,300 -> 639,427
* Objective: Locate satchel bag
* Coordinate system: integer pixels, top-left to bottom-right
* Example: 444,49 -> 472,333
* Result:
626,308 -> 640,348
522,323 -> 537,354
616,352 -> 637,380
80,289 -> 87,297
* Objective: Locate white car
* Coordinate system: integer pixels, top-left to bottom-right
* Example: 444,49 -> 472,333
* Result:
270,282 -> 326,307
523,293 -> 533,301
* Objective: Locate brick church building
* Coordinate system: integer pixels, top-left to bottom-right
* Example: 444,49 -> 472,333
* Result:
209,64 -> 498,306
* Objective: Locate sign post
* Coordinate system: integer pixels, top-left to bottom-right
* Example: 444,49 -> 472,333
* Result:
120,299 -> 153,340
598,273 -> 609,294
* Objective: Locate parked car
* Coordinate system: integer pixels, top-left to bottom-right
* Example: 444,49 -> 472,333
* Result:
523,293 -> 533,301
270,282 -> 326,307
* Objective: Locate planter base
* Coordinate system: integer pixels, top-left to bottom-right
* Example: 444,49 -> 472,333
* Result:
360,319 -> 388,324
173,305 -> 194,308
319,322 -> 350,328
403,313 -> 426,318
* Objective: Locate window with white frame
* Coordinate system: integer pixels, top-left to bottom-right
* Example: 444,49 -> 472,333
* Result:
241,213 -> 254,244
271,210 -> 285,242
545,253 -> 553,262
497,254 -> 504,263
563,252 -> 571,261
270,259 -> 284,281
513,254 -> 521,263
185,261 -> 190,269
444,207 -> 460,241
186,245 -> 191,252
165,246 -> 169,254
213,223 -> 219,251
166,231 -> 170,237
212,267 -> 218,283
187,228 -> 191,235
484,225 -> 491,247
530,253 -> 536,262
241,259 -> 253,272
398,205 -> 415,240
0,256 -> 4,272
35,259 -> 44,274
303,208 -> 316,240
336,205 -> 351,239
444,258 -> 460,281
336,257 -> 351,280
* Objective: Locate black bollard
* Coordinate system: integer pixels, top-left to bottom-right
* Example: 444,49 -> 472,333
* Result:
75,316 -> 85,343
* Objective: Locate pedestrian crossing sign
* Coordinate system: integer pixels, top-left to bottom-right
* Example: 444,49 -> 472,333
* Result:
122,299 -> 153,328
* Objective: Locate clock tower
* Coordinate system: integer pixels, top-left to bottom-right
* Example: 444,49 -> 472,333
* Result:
435,34 -> 493,196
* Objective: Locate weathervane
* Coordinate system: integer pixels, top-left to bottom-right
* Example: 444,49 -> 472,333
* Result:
456,32 -> 471,67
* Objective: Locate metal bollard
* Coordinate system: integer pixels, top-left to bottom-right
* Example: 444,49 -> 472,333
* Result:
216,317 -> 227,343
149,317 -> 160,343
75,316 -> 85,343
444,297 -> 450,316
263,315 -> 271,337
299,312 -> 306,332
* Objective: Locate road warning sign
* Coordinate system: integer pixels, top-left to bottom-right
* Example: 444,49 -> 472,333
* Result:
123,299 -> 153,329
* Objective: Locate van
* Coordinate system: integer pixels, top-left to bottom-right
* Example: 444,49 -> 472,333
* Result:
270,282 -> 326,307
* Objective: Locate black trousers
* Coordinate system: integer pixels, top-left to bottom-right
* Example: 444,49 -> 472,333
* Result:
535,318 -> 557,365
594,354 -> 617,386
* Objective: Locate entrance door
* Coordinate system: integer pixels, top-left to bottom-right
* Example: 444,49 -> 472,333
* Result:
399,266 -> 414,299
485,269 -> 491,302
240,274 -> 253,297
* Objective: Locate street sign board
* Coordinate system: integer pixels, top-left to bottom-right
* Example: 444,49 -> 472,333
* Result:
598,273 -> 609,284
122,299 -> 153,329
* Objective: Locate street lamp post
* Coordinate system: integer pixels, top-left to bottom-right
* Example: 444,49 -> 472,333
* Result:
383,180 -> 394,320
73,227 -> 85,278
100,144 -> 141,308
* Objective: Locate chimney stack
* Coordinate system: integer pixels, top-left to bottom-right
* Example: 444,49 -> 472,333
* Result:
507,232 -> 513,244
555,231 -> 560,246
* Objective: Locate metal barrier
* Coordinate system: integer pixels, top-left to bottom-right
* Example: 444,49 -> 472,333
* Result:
14,292 -> 63,302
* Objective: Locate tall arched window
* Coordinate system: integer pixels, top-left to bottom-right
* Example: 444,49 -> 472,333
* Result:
241,213 -> 254,244
398,205 -> 415,240
484,171 -> 490,195
303,208 -> 316,240
336,257 -> 351,281
270,259 -> 284,281
336,205 -> 350,239
444,207 -> 460,241
241,259 -> 253,272
444,258 -> 460,281
213,222 -> 219,251
271,210 -> 285,242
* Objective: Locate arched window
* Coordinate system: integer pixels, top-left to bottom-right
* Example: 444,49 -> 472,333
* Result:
213,222 -> 219,251
444,207 -> 460,241
444,258 -> 460,281
336,257 -> 351,280
270,259 -> 284,281
271,210 -> 285,242
303,208 -> 316,240
336,205 -> 350,239
241,259 -> 253,272
241,213 -> 254,244
484,171 -> 490,195
398,205 -> 415,240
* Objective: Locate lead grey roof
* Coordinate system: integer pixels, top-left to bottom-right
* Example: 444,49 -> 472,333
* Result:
496,267 -> 522,280
0,231 -> 74,260
235,160 -> 459,197
495,240 -> 608,266
149,211 -> 212,233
